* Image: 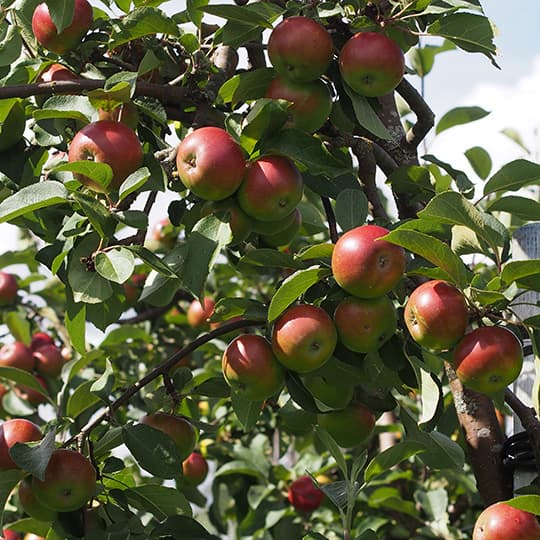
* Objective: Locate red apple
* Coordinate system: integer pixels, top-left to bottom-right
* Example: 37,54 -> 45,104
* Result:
453,326 -> 523,396
288,475 -> 324,513
32,449 -> 96,512
176,127 -> 246,201
32,0 -> 93,55
272,304 -> 337,373
0,342 -> 34,372
405,280 -> 469,351
2,530 -> 20,540
334,296 -> 397,353
187,297 -> 216,328
268,16 -> 333,83
182,452 -> 209,486
123,272 -> 146,305
0,418 -> 42,470
317,401 -> 375,448
18,475 -> 57,522
331,224 -> 406,298
222,334 -> 285,401
0,272 -> 18,306
237,155 -> 303,222
140,412 -> 197,461
68,120 -> 144,193
339,32 -> 404,97
30,332 -> 55,351
33,344 -> 64,377
473,501 -> 540,540
38,63 -> 79,83
266,76 -> 332,133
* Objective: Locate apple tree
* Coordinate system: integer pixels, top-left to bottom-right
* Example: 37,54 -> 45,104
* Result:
0,0 -> 539,539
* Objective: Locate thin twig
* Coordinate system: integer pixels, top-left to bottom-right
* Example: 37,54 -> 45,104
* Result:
321,197 -> 338,243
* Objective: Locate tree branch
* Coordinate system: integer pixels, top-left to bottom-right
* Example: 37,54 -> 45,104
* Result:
321,197 -> 338,243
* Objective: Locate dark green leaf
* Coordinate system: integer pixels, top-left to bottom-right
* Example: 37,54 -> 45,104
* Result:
364,441 -> 425,483
239,248 -> 304,269
151,515 -> 219,539
219,68 -> 275,105
10,429 -> 56,481
464,146 -> 492,179
124,485 -> 192,519
201,4 -> 273,28
483,159 -> 540,196
90,359 -> 115,402
71,191 -> 116,238
118,167 -> 152,201
127,245 -> 178,278
501,260 -> 540,291
335,189 -> 368,232
211,298 -> 267,322
314,426 -> 348,480
0,367 -> 51,402
487,196 -> 540,222
231,389 -> 263,431
0,469 -> 25,525
66,380 -> 101,418
436,106 -> 490,134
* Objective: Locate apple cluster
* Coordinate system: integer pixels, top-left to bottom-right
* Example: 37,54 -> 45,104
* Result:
176,126 -> 304,248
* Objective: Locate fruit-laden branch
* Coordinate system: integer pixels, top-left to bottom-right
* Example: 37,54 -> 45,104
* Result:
505,387 -> 540,477
445,362 -> 511,504
64,317 -> 266,446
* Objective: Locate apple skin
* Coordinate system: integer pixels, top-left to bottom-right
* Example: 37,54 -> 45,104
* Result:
38,63 -> 79,84
268,16 -> 333,83
303,374 -> 354,410
32,0 -> 93,55
339,32 -> 404,97
334,295 -> 397,353
453,326 -> 523,396
0,418 -> 42,470
2,530 -> 21,540
187,297 -> 216,328
331,224 -> 406,298
266,76 -> 332,133
182,452 -> 209,486
68,120 -> 144,193
176,127 -> 246,201
123,272 -> 146,305
30,332 -> 55,351
15,375 -> 48,407
97,102 -> 139,130
287,475 -> 324,513
0,272 -> 18,305
237,155 -> 303,222
271,304 -> 337,373
0,342 -> 34,372
473,502 -> 540,540
18,476 -> 57,522
317,401 -> 375,448
405,280 -> 469,351
140,412 -> 197,461
222,334 -> 285,401
33,344 -> 64,377
32,449 -> 97,512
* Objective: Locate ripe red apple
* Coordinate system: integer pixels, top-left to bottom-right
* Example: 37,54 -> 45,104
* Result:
32,449 -> 96,512
339,32 -> 404,97
123,272 -> 146,305
2,530 -> 20,540
334,295 -> 397,353
32,0 -> 93,55
222,334 -> 285,401
33,344 -> 64,377
405,280 -> 469,351
266,76 -> 332,133
0,272 -> 18,305
182,452 -> 209,486
176,127 -> 246,201
453,326 -> 523,395
271,304 -> 337,373
38,63 -> 79,83
187,297 -> 216,328
268,16 -> 333,83
473,501 -> 540,540
0,418 -> 42,470
317,401 -> 375,447
68,120 -> 144,193
303,374 -> 354,410
18,476 -> 57,522
287,475 -> 324,513
15,375 -> 48,407
0,342 -> 34,372
331,224 -> 406,298
140,412 -> 197,461
30,332 -> 55,351
237,155 -> 303,222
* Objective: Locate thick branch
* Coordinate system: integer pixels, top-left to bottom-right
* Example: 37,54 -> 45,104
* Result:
445,362 -> 511,504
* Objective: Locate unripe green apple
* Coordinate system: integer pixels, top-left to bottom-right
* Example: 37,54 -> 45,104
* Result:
331,224 -> 406,298
18,476 -> 57,522
260,207 -> 302,248
405,279 -> 468,351
334,296 -> 397,353
272,304 -> 337,373
268,16 -> 333,83
317,401 -> 375,447
222,334 -> 285,401
303,373 -> 354,410
339,32 -> 404,97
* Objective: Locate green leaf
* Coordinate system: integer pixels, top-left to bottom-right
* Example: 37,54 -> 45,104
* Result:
239,248 -> 304,269
65,285 -> 86,355
268,267 -> 332,322
501,260 -> 540,291
0,181 -> 69,223
54,161 -> 114,192
37,95 -> 94,122
487,196 -> 540,222
66,380 -> 101,418
314,426 -> 349,481
435,106 -> 490,134
364,441 -> 425,483
95,248 -> 135,284
0,24 -> 22,67
241,98 -> 289,148
122,423 -> 184,479
211,298 -> 267,322
126,245 -> 178,278
231,389 -> 263,431
109,7 -> 180,49
505,495 -> 540,515
0,367 -> 51,401
118,167 -> 151,201
90,359 -> 115,402
151,515 -> 219,539
422,155 -> 474,198
4,310 -> 31,344
124,485 -> 192,519
10,429 -> 56,481
201,4 -> 273,28
384,228 -> 471,288
342,85 -> 392,140
335,189 -> 368,232
464,146 -> 492,179
408,41 -> 455,77
412,431 -> 465,470
0,469 -> 25,525
219,68 -> 275,105
45,0 -> 74,34
483,159 -> 540,196
500,128 -> 530,153
71,191 -> 116,238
